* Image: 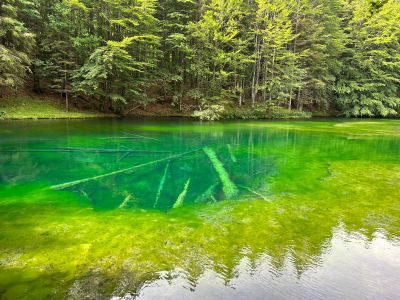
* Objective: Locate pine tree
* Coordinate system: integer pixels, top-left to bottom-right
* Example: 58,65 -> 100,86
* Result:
73,0 -> 160,112
189,0 -> 250,106
35,1 -> 79,111
3,0 -> 400,117
0,0 -> 37,92
156,0 -> 197,107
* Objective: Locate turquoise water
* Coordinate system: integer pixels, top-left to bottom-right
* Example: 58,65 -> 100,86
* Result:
0,118 -> 399,299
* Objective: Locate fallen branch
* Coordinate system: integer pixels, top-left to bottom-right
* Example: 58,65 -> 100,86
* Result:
210,195 -> 217,203
117,151 -> 133,162
203,147 -> 238,200
99,137 -> 154,140
123,104 -> 142,116
0,148 -> 170,154
124,133 -> 160,141
173,179 -> 191,209
154,162 -> 170,208
238,185 -> 270,202
79,189 -> 92,203
119,194 -> 134,209
253,169 -> 269,176
56,147 -> 169,153
194,183 -> 218,203
49,148 -> 201,190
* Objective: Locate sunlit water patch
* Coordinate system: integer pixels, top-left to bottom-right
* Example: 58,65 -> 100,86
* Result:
0,118 -> 399,299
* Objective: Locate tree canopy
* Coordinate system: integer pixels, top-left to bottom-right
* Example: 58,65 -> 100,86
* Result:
1,0 -> 399,117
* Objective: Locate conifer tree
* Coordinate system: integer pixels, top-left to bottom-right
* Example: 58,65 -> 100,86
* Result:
0,0 -> 37,92
189,0 -> 250,105
2,0 -> 399,117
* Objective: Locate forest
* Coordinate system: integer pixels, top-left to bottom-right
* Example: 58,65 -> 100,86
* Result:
1,0 -> 400,118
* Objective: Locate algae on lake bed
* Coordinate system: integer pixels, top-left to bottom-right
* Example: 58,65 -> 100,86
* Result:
0,119 -> 400,299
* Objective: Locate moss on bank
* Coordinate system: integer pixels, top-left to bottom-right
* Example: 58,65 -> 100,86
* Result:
0,97 -> 113,119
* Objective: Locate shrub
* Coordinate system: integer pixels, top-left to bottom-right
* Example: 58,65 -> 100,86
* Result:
223,103 -> 312,120
193,104 -> 225,121
269,107 -> 312,119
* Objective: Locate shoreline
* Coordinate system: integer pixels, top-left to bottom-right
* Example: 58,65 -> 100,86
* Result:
4,95 -> 397,121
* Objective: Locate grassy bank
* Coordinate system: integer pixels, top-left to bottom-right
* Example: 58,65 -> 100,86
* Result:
125,101 -> 314,120
0,95 -> 315,120
0,96 -> 113,120
222,106 -> 313,120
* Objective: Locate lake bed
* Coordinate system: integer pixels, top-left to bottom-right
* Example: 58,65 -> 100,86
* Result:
0,119 -> 399,299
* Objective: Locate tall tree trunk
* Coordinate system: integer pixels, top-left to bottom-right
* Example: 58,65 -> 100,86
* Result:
297,88 -> 302,111
269,47 -> 276,102
289,0 -> 301,110
251,26 -> 261,107
64,66 -> 69,112
239,77 -> 244,107
65,92 -> 69,113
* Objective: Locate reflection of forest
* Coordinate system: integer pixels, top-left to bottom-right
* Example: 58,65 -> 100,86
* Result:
134,229 -> 400,300
0,120 -> 400,298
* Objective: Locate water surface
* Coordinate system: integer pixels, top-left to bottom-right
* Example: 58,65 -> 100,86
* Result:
0,118 -> 399,299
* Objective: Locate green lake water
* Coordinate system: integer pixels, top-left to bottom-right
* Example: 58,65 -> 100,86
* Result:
0,118 -> 399,299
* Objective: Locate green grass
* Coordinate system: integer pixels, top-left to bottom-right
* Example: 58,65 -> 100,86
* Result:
0,96 -> 113,119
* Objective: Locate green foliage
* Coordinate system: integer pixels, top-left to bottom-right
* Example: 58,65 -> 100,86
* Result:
335,0 -> 400,117
188,0 -> 250,103
0,45 -> 30,89
35,1 -> 76,101
0,0 -> 36,91
193,104 -> 225,121
72,38 -> 158,109
296,0 -> 346,110
252,0 -> 304,106
3,0 -> 400,117
223,104 -> 312,119
269,107 -> 312,119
